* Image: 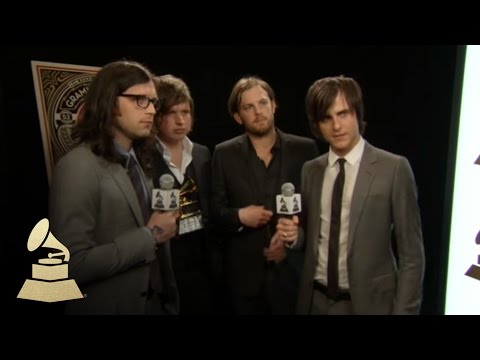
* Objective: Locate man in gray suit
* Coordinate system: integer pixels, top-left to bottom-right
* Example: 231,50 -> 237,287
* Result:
295,76 -> 425,315
49,60 -> 179,315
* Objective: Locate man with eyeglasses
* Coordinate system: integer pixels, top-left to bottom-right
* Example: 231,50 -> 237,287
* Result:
151,74 -> 218,314
49,60 -> 180,315
118,93 -> 161,111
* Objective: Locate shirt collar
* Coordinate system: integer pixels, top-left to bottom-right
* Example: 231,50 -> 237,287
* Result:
246,128 -> 281,153
114,141 -> 138,168
155,136 -> 193,157
328,136 -> 365,167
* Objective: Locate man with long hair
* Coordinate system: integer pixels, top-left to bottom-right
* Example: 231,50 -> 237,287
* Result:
49,60 -> 179,314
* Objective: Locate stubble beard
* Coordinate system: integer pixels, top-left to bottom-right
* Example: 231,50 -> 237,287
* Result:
246,117 -> 274,138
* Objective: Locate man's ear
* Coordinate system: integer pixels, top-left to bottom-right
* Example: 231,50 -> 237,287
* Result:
233,113 -> 242,125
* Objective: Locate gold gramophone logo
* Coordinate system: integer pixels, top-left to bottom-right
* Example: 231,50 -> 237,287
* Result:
17,218 -> 83,302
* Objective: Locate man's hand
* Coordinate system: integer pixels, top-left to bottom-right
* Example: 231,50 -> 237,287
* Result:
147,211 -> 180,245
264,233 -> 286,263
276,215 -> 299,243
238,205 -> 273,228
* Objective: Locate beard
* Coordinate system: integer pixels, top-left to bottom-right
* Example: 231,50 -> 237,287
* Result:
244,116 -> 274,137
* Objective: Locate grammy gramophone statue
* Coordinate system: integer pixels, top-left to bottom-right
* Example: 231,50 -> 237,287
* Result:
178,176 -> 204,235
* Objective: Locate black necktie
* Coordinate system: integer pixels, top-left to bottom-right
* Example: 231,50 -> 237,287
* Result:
327,158 -> 346,299
127,155 -> 178,313
126,155 -> 151,224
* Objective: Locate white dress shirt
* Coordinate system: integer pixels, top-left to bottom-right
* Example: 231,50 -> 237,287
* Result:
315,137 -> 365,290
155,136 -> 193,184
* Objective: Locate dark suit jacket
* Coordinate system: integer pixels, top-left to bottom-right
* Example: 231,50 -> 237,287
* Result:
49,145 -> 178,315
211,129 -> 318,311
151,142 -> 216,314
297,142 -> 425,315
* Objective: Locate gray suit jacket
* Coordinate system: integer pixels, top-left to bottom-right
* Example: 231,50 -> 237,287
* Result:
49,145 -> 177,315
297,142 -> 425,315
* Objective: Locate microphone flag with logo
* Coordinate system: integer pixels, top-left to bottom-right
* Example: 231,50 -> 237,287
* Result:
152,174 -> 180,211
276,182 -> 302,217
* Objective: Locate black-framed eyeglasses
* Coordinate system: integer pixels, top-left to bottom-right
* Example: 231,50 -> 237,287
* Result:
119,94 -> 160,111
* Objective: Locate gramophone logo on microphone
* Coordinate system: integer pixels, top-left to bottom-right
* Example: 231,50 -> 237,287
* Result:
17,218 -> 83,303
152,189 -> 180,211
152,174 -> 180,211
276,182 -> 302,215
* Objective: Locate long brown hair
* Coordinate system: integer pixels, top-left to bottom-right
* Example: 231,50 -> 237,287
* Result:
72,60 -> 156,173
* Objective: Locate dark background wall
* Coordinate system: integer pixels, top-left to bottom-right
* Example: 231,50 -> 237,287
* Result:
3,45 -> 458,315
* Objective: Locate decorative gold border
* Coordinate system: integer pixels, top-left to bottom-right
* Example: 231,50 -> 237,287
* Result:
31,61 -> 100,183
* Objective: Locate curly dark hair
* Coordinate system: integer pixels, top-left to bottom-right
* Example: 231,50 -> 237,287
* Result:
153,75 -> 194,119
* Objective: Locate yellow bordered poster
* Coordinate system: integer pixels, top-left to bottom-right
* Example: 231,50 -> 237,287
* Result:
31,61 -> 100,183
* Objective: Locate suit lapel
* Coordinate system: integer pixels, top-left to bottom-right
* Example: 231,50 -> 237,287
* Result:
348,143 -> 377,252
108,161 -> 144,226
237,134 -> 261,201
153,151 -> 180,187
279,130 -> 291,183
189,144 -> 200,183
310,156 -> 327,259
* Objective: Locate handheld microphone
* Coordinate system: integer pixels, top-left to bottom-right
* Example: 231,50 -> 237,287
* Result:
152,174 -> 180,211
276,182 -> 301,217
